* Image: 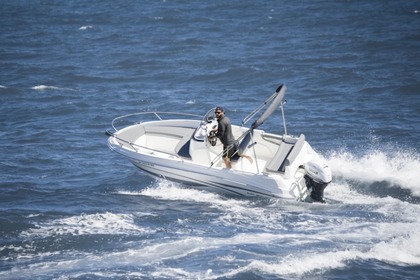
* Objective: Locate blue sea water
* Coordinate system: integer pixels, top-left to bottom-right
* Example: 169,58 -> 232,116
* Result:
1,0 -> 420,279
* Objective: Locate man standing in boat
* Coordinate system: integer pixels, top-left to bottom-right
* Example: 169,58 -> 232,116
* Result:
214,107 -> 253,169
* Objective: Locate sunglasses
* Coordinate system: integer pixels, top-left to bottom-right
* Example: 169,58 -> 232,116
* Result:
215,111 -> 222,114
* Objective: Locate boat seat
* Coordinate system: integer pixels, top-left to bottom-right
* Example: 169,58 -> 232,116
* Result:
143,126 -> 194,158
265,134 -> 305,172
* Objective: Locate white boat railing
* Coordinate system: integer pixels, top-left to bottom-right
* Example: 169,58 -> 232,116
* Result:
110,111 -> 203,132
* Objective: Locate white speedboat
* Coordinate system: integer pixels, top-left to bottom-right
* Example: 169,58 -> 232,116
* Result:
106,84 -> 332,203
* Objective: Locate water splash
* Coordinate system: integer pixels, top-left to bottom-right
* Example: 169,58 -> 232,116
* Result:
326,145 -> 420,197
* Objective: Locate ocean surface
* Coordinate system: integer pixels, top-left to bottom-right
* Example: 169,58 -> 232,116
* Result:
1,1 -> 420,279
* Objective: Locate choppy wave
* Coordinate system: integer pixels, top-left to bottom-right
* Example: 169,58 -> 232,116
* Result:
1,176 -> 419,279
31,85 -> 76,91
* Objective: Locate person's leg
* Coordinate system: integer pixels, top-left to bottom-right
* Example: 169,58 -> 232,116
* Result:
241,154 -> 253,164
223,156 -> 232,169
222,145 -> 233,169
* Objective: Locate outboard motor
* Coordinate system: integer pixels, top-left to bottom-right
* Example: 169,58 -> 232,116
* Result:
303,159 -> 332,203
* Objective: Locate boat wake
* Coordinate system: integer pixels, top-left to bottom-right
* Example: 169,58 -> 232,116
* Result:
2,173 -> 419,279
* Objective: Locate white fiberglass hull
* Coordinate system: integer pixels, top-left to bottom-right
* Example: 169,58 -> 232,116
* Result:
108,135 -> 310,200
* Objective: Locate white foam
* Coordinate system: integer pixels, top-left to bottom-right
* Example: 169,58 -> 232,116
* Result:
213,249 -> 362,278
20,212 -> 152,238
0,85 -> 7,89
125,180 -> 289,235
326,147 -> 420,196
369,229 -> 420,265
115,190 -> 145,196
110,232 -> 281,262
213,229 -> 420,278
324,179 -> 383,205
149,268 -> 197,279
79,25 -> 93,30
138,180 -> 251,209
137,180 -> 272,226
6,215 -> 420,279
1,232 -> 283,279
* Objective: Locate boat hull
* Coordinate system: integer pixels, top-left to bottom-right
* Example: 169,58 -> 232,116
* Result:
108,137 -> 307,200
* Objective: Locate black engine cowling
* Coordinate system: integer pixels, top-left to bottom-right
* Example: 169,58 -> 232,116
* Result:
304,175 -> 328,203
